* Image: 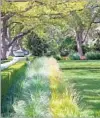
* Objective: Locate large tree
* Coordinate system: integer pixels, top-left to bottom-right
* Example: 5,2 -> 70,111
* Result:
1,0 -> 100,59
1,0 -> 45,59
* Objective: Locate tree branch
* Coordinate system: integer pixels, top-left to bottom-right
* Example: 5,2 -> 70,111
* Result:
83,7 -> 100,42
1,13 -> 15,21
7,21 -> 23,27
1,0 -> 45,21
8,27 -> 33,47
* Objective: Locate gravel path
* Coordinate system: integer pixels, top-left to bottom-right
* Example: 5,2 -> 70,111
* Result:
1,57 -> 26,71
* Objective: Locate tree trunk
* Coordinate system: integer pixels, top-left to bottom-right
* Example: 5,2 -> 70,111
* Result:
8,41 -> 17,56
1,47 -> 8,60
8,46 -> 14,56
18,38 -> 23,49
76,30 -> 84,57
1,20 -> 8,60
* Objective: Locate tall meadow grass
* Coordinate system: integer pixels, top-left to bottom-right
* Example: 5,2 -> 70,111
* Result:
47,57 -> 80,118
11,57 -> 80,118
12,57 -> 52,118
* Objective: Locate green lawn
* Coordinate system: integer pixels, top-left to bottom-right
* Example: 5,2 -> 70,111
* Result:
59,60 -> 100,117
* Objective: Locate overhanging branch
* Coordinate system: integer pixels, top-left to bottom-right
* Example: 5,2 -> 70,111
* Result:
8,27 -> 33,47
83,7 -> 100,42
1,0 -> 45,21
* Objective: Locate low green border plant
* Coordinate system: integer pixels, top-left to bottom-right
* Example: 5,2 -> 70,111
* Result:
85,51 -> 100,60
68,53 -> 80,60
1,61 -> 26,99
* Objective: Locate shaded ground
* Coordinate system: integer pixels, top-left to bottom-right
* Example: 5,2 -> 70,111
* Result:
59,60 -> 100,117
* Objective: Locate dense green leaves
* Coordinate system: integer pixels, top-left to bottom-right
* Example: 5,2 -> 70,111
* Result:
1,0 -> 100,58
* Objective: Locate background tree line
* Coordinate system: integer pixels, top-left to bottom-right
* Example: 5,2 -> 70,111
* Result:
1,0 -> 100,59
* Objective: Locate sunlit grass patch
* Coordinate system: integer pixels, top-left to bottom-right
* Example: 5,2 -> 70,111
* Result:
59,60 -> 100,117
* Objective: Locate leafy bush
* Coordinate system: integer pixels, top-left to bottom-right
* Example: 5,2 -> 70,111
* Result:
46,51 -> 55,57
69,53 -> 80,60
85,51 -> 100,60
53,55 -> 62,60
26,32 -> 49,56
59,37 -> 77,55
60,50 -> 69,57
92,39 -> 100,51
1,61 -> 26,99
82,44 -> 91,54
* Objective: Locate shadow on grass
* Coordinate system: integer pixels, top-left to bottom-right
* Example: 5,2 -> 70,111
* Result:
69,70 -> 100,113
62,67 -> 100,116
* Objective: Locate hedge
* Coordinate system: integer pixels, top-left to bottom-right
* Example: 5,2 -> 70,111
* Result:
1,61 -> 26,99
85,51 -> 100,60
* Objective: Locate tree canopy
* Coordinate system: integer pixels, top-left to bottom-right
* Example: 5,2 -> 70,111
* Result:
1,0 -> 100,59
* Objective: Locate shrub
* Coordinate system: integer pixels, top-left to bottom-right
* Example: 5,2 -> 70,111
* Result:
46,51 -> 54,57
60,50 -> 69,57
59,37 -> 77,55
1,61 -> 26,99
53,55 -> 62,60
26,32 -> 49,56
68,53 -> 80,60
85,51 -> 100,60
82,45 -> 91,54
93,39 -> 100,51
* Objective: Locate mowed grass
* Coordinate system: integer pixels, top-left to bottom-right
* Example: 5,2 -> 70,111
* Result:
59,60 -> 100,117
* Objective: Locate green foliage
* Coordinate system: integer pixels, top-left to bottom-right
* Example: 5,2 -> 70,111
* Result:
46,40 -> 59,56
1,61 -> 26,99
93,39 -> 100,51
82,39 -> 100,54
26,32 -> 49,56
59,37 -> 77,56
60,50 -> 69,57
2,0 -> 90,41
53,54 -> 62,60
82,44 -> 91,54
85,51 -> 100,60
69,53 -> 80,60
